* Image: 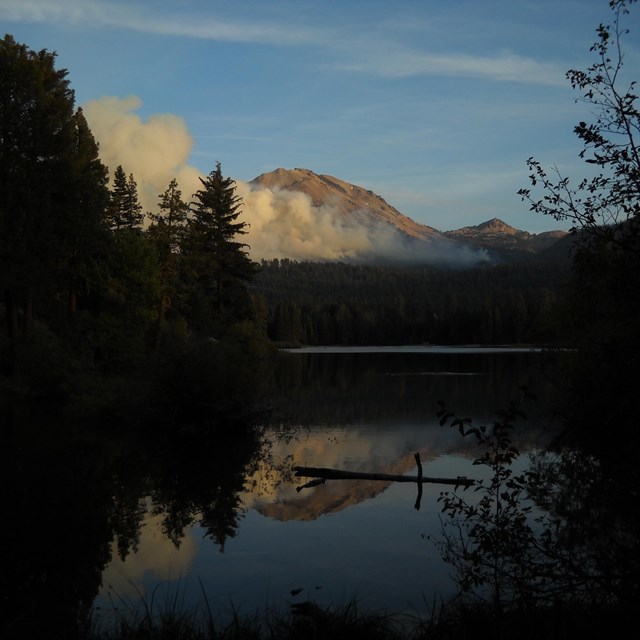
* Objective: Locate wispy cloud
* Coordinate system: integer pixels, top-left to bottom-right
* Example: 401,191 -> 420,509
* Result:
332,45 -> 566,86
0,0 -> 326,46
3,0 -> 566,86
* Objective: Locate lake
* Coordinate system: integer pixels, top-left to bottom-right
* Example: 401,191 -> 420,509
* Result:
91,346 -> 562,625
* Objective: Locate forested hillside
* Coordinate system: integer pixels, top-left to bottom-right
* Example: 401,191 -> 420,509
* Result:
252,257 -> 572,346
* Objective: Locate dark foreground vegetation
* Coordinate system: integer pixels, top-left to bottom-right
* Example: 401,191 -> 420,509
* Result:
2,0 -> 640,638
84,594 -> 634,640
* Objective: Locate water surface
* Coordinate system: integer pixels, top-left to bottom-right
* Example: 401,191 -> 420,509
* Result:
93,347 -> 560,622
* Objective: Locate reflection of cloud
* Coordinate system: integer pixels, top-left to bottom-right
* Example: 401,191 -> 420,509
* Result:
99,511 -> 198,599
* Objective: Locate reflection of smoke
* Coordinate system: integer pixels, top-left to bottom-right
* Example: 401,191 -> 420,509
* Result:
82,95 -> 202,214
98,511 -> 197,599
82,96 -> 488,266
237,181 -> 490,266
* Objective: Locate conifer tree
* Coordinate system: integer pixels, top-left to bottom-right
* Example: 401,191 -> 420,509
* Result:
149,178 -> 188,251
0,35 -> 109,340
107,165 -> 144,231
60,107 -> 110,315
182,162 -> 257,332
147,178 -> 189,339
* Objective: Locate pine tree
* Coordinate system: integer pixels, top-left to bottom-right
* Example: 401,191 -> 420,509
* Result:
0,35 -> 108,340
147,178 -> 189,340
107,165 -> 144,231
149,178 -> 188,252
60,107 -> 110,315
182,162 -> 257,332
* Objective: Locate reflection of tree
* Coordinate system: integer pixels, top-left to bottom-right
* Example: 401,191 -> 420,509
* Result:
271,351 -> 559,427
1,396 -> 265,638
147,429 -> 261,552
528,450 -> 640,608
433,395 -> 640,617
2,402 -> 115,639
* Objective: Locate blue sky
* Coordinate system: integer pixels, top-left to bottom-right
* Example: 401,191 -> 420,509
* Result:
3,0 -> 639,240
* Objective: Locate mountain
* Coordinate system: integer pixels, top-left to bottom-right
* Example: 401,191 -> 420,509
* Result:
444,218 -> 569,258
251,167 -> 441,242
250,168 -> 568,263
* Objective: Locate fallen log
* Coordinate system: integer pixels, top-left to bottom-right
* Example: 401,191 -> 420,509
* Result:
293,466 -> 474,487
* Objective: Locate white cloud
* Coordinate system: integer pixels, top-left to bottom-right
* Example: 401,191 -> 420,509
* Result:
0,0 -> 326,46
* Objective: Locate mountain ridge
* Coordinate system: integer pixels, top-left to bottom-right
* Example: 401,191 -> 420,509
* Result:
250,168 -> 569,262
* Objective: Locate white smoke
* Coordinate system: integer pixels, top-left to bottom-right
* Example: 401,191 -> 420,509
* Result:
82,95 -> 489,266
237,180 -> 490,266
236,181 -> 382,261
82,95 -> 202,214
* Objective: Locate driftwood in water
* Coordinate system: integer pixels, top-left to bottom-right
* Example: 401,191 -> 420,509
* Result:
294,467 -> 473,487
294,454 -> 474,488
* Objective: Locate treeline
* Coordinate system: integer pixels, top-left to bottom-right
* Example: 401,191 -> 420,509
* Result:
252,257 -> 572,346
0,35 -> 269,414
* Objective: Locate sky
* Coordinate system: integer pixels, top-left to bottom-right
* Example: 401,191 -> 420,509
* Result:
3,0 -> 639,258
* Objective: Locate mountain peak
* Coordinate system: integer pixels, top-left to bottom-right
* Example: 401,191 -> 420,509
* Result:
476,218 -> 517,233
451,218 -> 522,236
249,168 -> 568,264
251,167 -> 440,241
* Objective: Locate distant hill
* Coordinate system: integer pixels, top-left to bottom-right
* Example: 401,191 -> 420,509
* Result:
444,217 -> 569,260
250,168 -> 568,264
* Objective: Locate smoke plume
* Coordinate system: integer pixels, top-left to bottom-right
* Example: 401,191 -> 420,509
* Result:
82,96 -> 488,266
82,95 -> 202,214
237,180 -> 488,266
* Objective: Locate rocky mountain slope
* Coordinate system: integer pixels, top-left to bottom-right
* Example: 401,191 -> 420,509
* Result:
250,168 -> 568,262
251,167 -> 441,242
444,217 -> 568,255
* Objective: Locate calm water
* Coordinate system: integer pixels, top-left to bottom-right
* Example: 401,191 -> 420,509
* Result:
92,347 -> 561,624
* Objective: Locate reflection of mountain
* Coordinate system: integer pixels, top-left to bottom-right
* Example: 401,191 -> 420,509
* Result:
247,418 -> 557,522
247,350 -> 563,521
257,452 -> 420,521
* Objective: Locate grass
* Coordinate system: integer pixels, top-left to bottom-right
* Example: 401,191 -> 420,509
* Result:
86,589 -> 634,640
89,592 -> 408,640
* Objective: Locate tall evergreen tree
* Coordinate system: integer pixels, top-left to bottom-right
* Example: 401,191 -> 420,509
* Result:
60,107 -> 110,316
106,165 -> 144,231
0,35 -> 108,341
182,162 -> 257,332
149,178 -> 188,252
147,178 -> 189,340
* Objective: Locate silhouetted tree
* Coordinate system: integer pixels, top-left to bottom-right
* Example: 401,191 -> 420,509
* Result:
182,162 -> 258,334
0,35 -> 109,342
147,178 -> 189,343
106,165 -> 144,231
519,0 -> 640,450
